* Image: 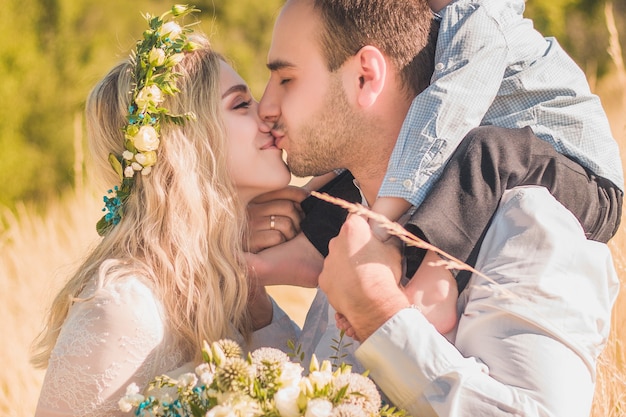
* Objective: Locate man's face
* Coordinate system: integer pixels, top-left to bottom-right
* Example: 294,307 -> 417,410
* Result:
259,0 -> 366,177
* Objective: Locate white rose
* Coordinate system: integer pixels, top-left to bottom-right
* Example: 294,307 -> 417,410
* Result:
125,383 -> 140,395
117,384 -> 144,412
131,162 -> 143,171
122,150 -> 134,160
195,363 -> 214,385
118,397 -> 134,413
148,47 -> 166,66
135,85 -> 163,110
305,399 -> 333,417
279,361 -> 304,387
161,21 -> 182,40
133,126 -> 160,152
141,166 -> 152,176
177,372 -> 198,388
274,386 -> 301,417
308,370 -> 332,389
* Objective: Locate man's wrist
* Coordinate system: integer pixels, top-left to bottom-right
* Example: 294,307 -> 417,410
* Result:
353,293 -> 410,341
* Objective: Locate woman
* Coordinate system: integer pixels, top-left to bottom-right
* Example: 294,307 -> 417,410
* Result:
31,7 -> 297,416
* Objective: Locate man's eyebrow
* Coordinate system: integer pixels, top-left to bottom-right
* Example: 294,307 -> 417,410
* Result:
267,59 -> 296,72
221,84 -> 249,99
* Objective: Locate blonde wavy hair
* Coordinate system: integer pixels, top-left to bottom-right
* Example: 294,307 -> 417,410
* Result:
31,35 -> 252,368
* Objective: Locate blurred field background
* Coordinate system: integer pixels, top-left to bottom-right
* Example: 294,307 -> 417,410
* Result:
1,0 -> 626,415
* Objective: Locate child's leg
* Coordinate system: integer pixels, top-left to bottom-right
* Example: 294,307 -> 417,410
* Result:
402,249 -> 459,334
404,125 -> 623,291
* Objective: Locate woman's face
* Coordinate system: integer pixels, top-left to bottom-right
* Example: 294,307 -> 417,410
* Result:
219,61 -> 291,204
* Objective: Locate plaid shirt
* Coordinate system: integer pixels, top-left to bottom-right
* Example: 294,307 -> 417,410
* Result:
380,0 -> 624,207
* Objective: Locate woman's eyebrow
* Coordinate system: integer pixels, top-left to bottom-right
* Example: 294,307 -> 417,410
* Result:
221,84 -> 249,99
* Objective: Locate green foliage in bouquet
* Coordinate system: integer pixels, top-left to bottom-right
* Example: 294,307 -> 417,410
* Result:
119,339 -> 408,417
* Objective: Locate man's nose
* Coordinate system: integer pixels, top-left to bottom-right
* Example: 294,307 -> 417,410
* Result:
258,83 -> 279,124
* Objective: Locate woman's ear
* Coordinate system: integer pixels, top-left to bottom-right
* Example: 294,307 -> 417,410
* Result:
354,45 -> 386,108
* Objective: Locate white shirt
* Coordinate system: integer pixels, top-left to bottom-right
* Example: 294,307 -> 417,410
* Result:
302,186 -> 619,416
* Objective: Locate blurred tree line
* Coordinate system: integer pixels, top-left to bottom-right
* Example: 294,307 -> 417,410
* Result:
0,0 -> 624,210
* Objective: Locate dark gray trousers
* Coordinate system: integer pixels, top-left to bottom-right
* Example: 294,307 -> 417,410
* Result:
405,126 -> 623,291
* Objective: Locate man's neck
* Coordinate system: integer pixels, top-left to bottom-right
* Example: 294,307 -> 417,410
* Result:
347,168 -> 385,206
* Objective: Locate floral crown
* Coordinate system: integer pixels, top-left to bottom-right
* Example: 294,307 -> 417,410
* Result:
96,4 -> 199,236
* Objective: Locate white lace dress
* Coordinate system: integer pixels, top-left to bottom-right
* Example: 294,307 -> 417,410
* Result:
35,275 -> 298,417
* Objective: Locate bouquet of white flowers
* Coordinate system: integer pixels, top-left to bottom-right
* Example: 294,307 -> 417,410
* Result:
119,339 -> 406,417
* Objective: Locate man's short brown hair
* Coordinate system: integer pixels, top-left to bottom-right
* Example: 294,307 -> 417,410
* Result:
313,0 -> 439,97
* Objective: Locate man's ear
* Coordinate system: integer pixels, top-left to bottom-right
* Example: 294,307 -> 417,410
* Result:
354,45 -> 386,108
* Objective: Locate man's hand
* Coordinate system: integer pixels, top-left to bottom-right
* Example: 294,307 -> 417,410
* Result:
245,186 -> 308,253
319,213 -> 409,342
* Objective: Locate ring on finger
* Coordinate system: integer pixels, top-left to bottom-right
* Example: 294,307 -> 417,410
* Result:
270,215 -> 276,230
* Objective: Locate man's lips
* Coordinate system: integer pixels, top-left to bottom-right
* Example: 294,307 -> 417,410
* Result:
271,131 -> 286,149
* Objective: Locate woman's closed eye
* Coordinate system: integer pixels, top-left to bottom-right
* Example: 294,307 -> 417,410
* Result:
233,99 -> 252,110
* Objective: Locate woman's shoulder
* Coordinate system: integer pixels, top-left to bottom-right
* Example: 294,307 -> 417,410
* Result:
37,274 -> 183,416
71,273 -> 165,336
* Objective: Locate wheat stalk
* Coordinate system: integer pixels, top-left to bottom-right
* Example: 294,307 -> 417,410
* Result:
311,191 -> 506,289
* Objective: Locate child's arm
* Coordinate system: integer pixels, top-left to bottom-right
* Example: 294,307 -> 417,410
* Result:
369,196 -> 411,241
302,171 -> 338,193
401,249 -> 458,334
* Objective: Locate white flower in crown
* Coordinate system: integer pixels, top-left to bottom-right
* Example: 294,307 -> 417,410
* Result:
133,125 -> 160,152
134,151 -> 157,167
167,52 -> 185,67
122,150 -> 134,160
161,21 -> 182,40
135,85 -> 163,110
148,47 -> 167,67
124,166 -> 135,178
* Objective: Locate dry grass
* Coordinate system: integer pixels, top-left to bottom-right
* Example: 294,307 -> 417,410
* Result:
1,77 -> 625,417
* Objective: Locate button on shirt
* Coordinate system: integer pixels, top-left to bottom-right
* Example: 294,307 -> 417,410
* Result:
380,0 -> 624,207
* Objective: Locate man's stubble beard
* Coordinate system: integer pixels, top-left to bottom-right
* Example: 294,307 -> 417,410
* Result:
286,74 -> 370,178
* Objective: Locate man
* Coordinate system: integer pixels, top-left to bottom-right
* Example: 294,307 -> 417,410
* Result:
254,0 -> 620,415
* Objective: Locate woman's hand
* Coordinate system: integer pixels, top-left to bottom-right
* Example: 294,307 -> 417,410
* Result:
245,186 -> 308,253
